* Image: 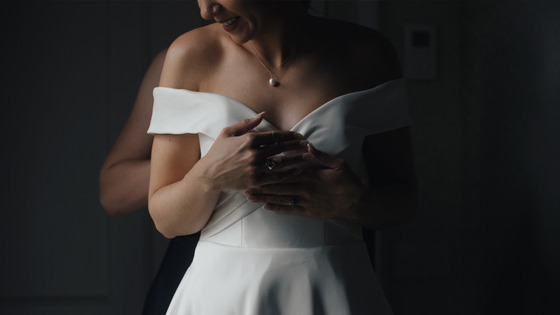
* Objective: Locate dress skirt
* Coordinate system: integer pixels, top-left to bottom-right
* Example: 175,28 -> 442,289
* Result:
166,241 -> 392,315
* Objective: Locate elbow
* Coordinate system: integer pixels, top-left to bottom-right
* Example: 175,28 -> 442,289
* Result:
148,193 -> 176,238
100,201 -> 126,217
150,213 -> 178,239
101,203 -> 119,217
99,177 -> 146,217
99,170 -> 123,217
150,216 -> 201,239
99,189 -> 121,217
154,223 -> 178,239
148,206 -> 172,238
148,203 -> 202,239
99,190 -> 132,217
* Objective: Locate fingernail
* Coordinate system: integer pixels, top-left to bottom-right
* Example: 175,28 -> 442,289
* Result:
296,132 -> 304,138
256,111 -> 265,118
299,140 -> 309,148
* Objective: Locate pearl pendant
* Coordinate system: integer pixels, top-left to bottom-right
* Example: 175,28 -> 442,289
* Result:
269,77 -> 278,87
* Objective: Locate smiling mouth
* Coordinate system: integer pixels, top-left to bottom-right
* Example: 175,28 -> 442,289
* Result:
221,17 -> 238,26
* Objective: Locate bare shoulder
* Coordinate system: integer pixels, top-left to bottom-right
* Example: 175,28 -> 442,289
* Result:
312,17 -> 402,87
152,48 -> 168,68
159,24 -> 226,91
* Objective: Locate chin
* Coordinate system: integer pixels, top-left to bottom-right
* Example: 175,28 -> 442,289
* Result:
224,25 -> 252,44
228,34 -> 251,45
224,18 -> 256,44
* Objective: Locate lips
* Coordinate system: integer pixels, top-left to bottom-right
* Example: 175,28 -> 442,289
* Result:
221,17 -> 238,26
218,16 -> 240,32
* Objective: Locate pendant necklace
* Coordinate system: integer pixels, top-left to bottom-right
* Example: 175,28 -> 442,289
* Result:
248,42 -> 281,87
246,15 -> 307,87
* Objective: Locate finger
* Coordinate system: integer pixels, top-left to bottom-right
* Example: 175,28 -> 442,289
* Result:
263,202 -> 302,213
223,112 -> 265,136
302,143 -> 343,169
259,140 -> 309,158
246,193 -> 295,205
245,183 -> 300,196
258,167 -> 301,185
251,131 -> 303,147
265,154 -> 306,170
277,154 -> 307,168
247,194 -> 303,212
244,176 -> 300,196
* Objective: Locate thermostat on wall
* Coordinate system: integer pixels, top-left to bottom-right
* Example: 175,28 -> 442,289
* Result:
404,25 -> 437,80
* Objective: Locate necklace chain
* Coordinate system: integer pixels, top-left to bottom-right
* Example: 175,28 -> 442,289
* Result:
248,41 -> 279,87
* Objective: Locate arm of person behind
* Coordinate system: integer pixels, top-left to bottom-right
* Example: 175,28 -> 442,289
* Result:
243,29 -> 416,229
355,126 -> 417,230
99,49 -> 167,216
344,33 -> 416,229
351,31 -> 416,229
245,131 -> 416,230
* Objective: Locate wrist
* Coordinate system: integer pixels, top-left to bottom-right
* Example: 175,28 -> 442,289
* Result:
185,157 -> 219,193
345,184 -> 369,222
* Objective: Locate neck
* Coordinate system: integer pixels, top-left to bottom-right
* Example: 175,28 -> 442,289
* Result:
247,8 -> 308,70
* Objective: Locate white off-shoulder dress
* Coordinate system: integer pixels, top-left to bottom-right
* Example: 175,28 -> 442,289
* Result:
148,79 -> 410,315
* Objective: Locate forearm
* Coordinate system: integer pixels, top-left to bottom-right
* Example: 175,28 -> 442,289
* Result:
99,159 -> 150,216
148,160 -> 221,238
356,127 -> 417,230
350,184 -> 416,230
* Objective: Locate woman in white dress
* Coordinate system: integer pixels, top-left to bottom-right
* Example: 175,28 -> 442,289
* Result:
148,0 -> 416,314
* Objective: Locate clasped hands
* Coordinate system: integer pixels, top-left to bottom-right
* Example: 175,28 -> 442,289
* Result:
200,113 -> 366,221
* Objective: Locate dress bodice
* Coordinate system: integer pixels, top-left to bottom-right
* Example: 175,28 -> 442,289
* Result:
148,79 -> 409,248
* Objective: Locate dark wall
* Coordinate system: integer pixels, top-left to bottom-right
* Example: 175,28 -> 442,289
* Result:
0,1 -> 201,314
378,1 -> 560,314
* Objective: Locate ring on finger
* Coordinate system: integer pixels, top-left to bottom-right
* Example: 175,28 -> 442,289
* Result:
265,158 -> 278,171
289,197 -> 298,208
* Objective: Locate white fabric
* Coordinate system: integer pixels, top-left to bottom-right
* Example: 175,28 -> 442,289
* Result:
148,79 -> 409,315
